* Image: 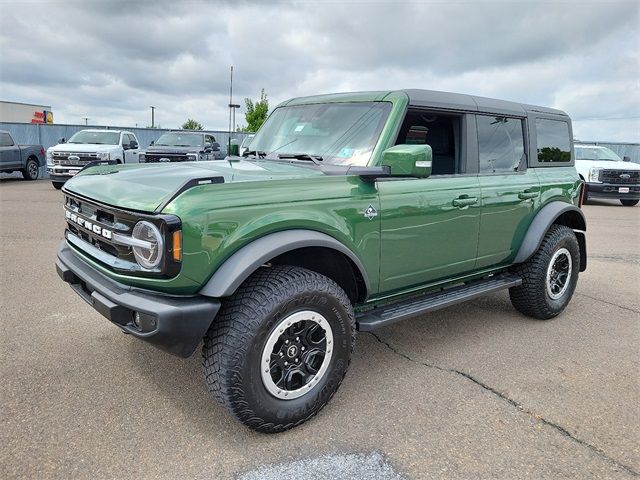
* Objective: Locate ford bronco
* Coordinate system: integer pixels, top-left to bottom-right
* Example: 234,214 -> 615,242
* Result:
56,89 -> 586,433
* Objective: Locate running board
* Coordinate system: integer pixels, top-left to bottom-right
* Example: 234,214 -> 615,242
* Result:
356,274 -> 522,331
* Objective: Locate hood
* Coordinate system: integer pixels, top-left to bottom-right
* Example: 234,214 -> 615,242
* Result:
63,159 -> 324,212
575,159 -> 640,170
49,143 -> 118,153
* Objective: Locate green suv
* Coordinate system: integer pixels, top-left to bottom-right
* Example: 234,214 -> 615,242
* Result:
56,89 -> 586,433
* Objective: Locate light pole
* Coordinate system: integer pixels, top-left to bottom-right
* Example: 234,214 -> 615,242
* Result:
149,106 -> 156,128
82,117 -> 89,125
228,66 -> 234,152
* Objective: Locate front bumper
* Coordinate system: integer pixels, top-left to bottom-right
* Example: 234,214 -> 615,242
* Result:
56,242 -> 220,357
48,165 -> 81,181
585,182 -> 640,200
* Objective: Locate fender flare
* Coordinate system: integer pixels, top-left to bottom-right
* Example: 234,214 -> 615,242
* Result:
199,229 -> 370,298
514,201 -> 587,269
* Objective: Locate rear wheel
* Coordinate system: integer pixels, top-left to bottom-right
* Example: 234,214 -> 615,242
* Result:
22,158 -> 39,180
620,199 -> 638,206
202,265 -> 355,433
509,225 -> 580,320
52,181 -> 64,190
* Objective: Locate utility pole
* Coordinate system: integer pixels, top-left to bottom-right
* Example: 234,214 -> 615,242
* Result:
82,117 -> 89,126
228,66 -> 233,153
149,106 -> 156,128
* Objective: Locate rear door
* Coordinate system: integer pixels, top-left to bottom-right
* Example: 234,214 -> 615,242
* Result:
378,110 -> 481,293
474,114 -> 540,268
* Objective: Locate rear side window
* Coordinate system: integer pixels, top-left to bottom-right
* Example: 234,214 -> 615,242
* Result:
536,119 -> 571,163
477,115 -> 525,173
0,132 -> 14,146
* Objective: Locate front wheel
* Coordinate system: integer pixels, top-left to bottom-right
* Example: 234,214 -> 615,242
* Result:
22,158 -> 39,180
509,225 -> 580,320
620,199 -> 638,207
202,265 -> 355,433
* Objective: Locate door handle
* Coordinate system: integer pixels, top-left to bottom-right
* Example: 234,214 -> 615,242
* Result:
518,190 -> 538,200
452,196 -> 478,207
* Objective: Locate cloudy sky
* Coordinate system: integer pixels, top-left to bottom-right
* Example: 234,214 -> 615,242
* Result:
1,0 -> 638,141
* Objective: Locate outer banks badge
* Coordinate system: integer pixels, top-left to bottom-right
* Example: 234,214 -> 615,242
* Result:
363,204 -> 378,220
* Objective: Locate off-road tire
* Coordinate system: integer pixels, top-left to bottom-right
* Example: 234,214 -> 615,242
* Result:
21,158 -> 39,180
509,225 -> 580,320
202,265 -> 356,433
620,199 -> 638,207
52,181 -> 64,190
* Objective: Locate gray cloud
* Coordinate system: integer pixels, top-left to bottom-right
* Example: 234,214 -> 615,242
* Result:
0,0 -> 638,140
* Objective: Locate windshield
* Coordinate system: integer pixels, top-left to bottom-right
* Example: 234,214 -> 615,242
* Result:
575,146 -> 622,161
67,131 -> 120,145
155,133 -> 203,147
247,101 -> 392,166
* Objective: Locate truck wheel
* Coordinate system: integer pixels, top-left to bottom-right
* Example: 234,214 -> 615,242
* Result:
52,182 -> 64,190
620,199 -> 638,206
202,265 -> 355,433
22,158 -> 39,180
509,225 -> 580,320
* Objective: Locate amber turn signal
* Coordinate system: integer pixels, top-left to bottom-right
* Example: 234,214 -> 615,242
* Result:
172,230 -> 182,262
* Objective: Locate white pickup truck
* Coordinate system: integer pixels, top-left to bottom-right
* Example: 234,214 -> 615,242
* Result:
47,129 -> 140,189
575,145 -> 640,206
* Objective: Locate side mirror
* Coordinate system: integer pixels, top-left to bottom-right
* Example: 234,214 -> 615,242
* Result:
58,137 -> 66,144
381,144 -> 432,178
228,139 -> 239,156
623,156 -> 631,162
212,142 -> 220,151
149,140 -> 155,146
130,140 -> 138,149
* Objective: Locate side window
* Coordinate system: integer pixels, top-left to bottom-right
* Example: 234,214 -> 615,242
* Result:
477,115 -> 525,173
536,119 -> 571,163
0,132 -> 14,147
395,110 -> 461,175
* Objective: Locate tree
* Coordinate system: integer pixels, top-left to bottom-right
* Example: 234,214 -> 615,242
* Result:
241,89 -> 269,132
182,119 -> 204,130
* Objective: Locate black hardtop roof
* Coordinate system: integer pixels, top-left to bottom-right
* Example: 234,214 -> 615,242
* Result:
402,89 -> 567,117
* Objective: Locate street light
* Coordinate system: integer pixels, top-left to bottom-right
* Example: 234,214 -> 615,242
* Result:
82,117 -> 89,126
149,106 -> 156,128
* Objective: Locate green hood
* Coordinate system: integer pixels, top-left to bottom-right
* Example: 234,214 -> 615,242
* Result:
63,159 -> 323,212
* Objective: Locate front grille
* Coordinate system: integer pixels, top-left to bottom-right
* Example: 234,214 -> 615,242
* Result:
600,169 -> 640,185
53,151 -> 99,165
144,153 -> 190,163
63,193 -> 182,278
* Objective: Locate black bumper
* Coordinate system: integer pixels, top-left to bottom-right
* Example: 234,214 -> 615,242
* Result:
49,173 -> 73,182
56,242 -> 220,358
585,182 -> 640,200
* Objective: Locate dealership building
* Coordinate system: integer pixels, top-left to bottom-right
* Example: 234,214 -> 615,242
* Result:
0,100 -> 54,124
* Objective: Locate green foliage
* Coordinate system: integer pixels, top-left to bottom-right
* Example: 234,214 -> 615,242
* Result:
182,119 -> 204,130
538,147 -> 571,163
241,89 -> 269,132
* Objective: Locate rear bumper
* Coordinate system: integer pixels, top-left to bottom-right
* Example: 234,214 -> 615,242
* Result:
585,182 -> 640,200
56,242 -> 220,357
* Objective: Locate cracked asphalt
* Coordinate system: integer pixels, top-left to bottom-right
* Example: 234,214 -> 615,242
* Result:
1,179 -> 639,479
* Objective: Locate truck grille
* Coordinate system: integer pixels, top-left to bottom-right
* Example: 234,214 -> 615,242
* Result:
53,152 -> 100,165
144,153 -> 190,163
599,169 -> 640,185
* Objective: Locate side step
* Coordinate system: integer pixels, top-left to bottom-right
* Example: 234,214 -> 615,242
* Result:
356,273 -> 522,331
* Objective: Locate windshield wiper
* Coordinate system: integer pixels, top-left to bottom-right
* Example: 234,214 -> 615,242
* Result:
277,153 -> 323,165
242,150 -> 267,158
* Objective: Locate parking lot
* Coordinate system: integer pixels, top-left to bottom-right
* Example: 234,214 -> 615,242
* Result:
1,179 -> 638,479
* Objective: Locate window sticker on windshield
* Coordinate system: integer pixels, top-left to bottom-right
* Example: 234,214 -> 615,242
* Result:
294,124 -> 305,132
337,147 -> 355,158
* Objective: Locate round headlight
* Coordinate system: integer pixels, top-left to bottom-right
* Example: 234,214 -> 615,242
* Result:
132,221 -> 163,269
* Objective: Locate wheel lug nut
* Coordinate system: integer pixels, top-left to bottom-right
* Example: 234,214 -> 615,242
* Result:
284,361 -> 288,366
301,346 -> 305,351
285,340 -> 289,344
295,358 -> 299,363
296,336 -> 299,341
279,352 -> 284,357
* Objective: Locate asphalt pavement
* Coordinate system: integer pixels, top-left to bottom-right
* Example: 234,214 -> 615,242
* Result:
1,178 -> 638,479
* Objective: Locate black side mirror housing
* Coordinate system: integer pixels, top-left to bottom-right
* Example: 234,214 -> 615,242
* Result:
149,140 -> 155,146
58,137 -> 66,144
130,140 -> 138,149
623,156 -> 631,162
212,142 -> 220,151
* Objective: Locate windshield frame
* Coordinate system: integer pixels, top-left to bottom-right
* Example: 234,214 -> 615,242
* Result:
67,131 -> 121,145
246,101 -> 393,167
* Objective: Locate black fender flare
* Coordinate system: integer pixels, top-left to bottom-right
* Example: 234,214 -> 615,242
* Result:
198,229 -> 371,298
514,201 -> 587,271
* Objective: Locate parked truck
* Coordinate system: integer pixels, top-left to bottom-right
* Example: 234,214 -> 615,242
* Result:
0,130 -> 45,180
